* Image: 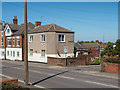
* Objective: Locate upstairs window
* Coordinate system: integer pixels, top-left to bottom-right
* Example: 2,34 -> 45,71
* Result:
8,38 -> 11,46
1,38 -> 3,46
7,29 -> 10,33
30,36 -> 33,42
1,31 -> 3,36
17,38 -> 20,46
41,35 -> 45,42
58,35 -> 65,42
13,38 -> 15,46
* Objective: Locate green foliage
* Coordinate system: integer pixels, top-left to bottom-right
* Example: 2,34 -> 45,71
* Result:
105,58 -> 120,64
98,41 -> 102,45
1,82 -> 30,90
90,58 -> 100,65
101,40 -> 120,57
115,39 -> 120,57
90,41 -> 95,43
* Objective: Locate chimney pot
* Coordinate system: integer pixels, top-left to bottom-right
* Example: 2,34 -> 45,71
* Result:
35,21 -> 41,27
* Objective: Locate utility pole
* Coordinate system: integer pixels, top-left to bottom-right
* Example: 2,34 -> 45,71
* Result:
24,0 -> 29,86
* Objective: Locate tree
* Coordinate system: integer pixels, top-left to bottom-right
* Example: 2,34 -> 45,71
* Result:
90,41 -> 95,43
115,39 -> 120,57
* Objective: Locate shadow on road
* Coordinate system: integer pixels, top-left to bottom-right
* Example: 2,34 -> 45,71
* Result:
31,70 -> 68,85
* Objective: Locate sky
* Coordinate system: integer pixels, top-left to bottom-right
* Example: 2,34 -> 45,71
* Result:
2,2 -> 118,43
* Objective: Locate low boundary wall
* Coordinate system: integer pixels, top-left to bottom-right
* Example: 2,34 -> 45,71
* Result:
47,55 -> 90,66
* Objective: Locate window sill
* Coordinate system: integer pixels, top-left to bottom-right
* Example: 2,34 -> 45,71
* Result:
58,41 -> 65,43
41,41 -> 45,43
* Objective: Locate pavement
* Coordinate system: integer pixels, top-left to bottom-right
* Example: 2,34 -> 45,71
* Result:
0,59 -> 119,89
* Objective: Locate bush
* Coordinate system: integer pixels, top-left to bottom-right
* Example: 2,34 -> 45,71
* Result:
1,82 -> 30,90
90,58 -> 100,65
104,58 -> 120,64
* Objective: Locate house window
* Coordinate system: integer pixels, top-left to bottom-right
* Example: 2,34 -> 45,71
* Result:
1,38 -> 3,46
13,51 -> 15,57
1,51 -> 4,56
30,36 -> 33,42
11,51 -> 12,56
17,38 -> 20,46
1,31 -> 3,36
8,38 -> 11,46
17,52 -> 20,57
30,49 -> 33,56
41,50 -> 45,57
7,51 -> 9,56
58,35 -> 65,42
13,38 -> 15,46
41,35 -> 45,42
7,29 -> 10,33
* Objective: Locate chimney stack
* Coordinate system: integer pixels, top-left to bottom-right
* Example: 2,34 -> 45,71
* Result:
96,40 -> 99,43
13,16 -> 18,25
35,21 -> 41,27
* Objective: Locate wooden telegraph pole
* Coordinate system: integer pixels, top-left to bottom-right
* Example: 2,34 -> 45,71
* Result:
24,0 -> 29,86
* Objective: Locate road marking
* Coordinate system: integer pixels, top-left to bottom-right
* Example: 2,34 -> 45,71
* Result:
85,80 -> 118,88
74,71 -> 118,79
0,74 -> 45,88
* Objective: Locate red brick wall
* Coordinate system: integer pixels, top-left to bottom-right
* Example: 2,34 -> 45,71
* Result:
0,78 -> 18,85
47,55 -> 90,66
6,36 -> 22,48
103,62 -> 120,73
0,30 -> 5,48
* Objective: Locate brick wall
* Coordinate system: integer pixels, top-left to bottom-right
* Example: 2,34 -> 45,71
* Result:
102,62 -> 120,73
0,78 -> 18,85
0,30 -> 5,48
47,55 -> 90,66
6,36 -> 22,48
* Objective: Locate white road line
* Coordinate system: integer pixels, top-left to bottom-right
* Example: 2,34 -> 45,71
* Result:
85,80 -> 118,88
0,74 -> 45,88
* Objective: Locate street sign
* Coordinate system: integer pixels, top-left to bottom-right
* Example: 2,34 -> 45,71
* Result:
64,46 -> 68,53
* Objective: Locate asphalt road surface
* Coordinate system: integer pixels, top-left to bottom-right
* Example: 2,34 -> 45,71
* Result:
0,60 -> 119,89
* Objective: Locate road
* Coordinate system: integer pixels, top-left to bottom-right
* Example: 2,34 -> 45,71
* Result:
0,60 -> 119,89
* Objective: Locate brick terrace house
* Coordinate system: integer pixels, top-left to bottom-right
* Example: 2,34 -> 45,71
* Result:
0,16 -> 35,60
75,41 -> 100,58
0,21 -> 5,59
28,23 -> 74,63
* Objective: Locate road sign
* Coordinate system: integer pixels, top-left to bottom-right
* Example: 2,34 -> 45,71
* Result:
64,46 -> 68,53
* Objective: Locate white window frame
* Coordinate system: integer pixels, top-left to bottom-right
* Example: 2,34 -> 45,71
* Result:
7,29 -> 10,34
41,50 -> 45,57
17,38 -> 20,46
7,51 -> 9,56
30,49 -> 33,56
41,35 -> 45,42
1,51 -> 4,56
58,34 -> 65,42
29,35 -> 33,42
17,52 -> 20,57
1,38 -> 3,46
8,38 -> 11,46
1,31 -> 3,37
